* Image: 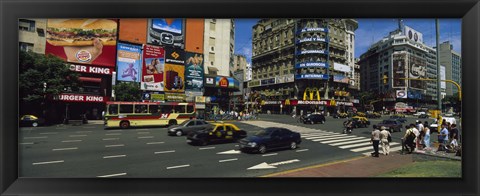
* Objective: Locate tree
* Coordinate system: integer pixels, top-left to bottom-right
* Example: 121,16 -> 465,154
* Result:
113,82 -> 142,101
19,51 -> 80,117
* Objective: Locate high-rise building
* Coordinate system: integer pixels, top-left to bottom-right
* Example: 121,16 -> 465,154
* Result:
250,19 -> 358,114
359,23 -> 438,110
232,54 -> 248,80
203,19 -> 235,77
439,41 -> 461,96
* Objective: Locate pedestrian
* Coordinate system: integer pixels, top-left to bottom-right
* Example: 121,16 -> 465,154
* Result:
411,123 -> 420,150
380,126 -> 391,155
449,124 -> 459,143
403,124 -> 416,153
438,123 -> 449,151
370,125 -> 381,157
416,120 -> 424,134
423,125 -> 431,149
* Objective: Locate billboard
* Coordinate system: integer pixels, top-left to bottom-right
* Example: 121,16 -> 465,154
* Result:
141,45 -> 165,91
333,62 -> 351,73
45,19 -> 117,67
440,65 -> 446,89
216,77 -> 239,89
116,42 -> 142,82
404,26 -> 423,43
119,19 -> 148,44
333,75 -> 349,84
185,52 -> 204,93
164,47 -> 186,93
408,54 -> 427,90
392,52 -> 407,88
396,90 -> 407,99
148,18 -> 184,49
295,74 -> 329,80
185,19 -> 204,53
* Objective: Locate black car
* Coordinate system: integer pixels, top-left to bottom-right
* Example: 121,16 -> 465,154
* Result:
377,119 -> 403,133
301,113 -> 326,124
168,120 -> 211,136
390,115 -> 407,123
239,127 -> 301,154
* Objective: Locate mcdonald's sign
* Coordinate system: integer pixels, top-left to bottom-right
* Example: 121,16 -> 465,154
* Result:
303,87 -> 321,101
284,99 -> 291,105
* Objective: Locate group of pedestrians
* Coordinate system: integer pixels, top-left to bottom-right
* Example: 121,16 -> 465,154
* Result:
370,125 -> 392,157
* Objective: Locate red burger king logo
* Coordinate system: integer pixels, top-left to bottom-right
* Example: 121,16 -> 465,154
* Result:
75,50 -> 92,62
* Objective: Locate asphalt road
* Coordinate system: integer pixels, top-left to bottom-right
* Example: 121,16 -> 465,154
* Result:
19,114 -> 448,178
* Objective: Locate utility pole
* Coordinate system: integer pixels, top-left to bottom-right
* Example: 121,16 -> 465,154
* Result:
435,19 -> 442,112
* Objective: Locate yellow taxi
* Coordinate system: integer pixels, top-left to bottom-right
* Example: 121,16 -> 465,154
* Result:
186,122 -> 247,145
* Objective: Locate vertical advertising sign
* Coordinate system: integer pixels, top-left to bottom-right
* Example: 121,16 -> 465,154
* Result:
408,54 -> 427,90
45,19 -> 118,67
164,47 -> 186,93
116,42 -> 142,82
148,18 -> 185,49
141,45 -> 165,91
185,52 -> 204,93
392,53 -> 407,88
440,65 -> 446,90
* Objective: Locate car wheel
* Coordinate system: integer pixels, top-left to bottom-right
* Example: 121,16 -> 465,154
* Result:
175,130 -> 183,136
32,122 -> 38,127
258,145 -> 267,154
120,121 -> 130,129
290,141 -> 297,150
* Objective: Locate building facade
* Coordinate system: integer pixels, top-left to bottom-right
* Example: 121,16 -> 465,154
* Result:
232,54 -> 248,80
19,19 -> 47,54
203,19 -> 235,77
439,41 -> 461,96
250,19 -> 358,115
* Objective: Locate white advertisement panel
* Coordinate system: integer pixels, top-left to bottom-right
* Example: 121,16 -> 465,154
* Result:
440,65 -> 446,89
333,62 -> 351,73
396,90 -> 407,98
404,26 -> 423,43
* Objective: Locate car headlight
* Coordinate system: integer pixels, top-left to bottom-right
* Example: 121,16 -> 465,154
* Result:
247,142 -> 257,147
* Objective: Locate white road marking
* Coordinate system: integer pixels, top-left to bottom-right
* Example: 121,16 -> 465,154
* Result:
330,138 -> 371,146
106,130 -> 122,132
296,149 -> 309,152
217,150 -> 242,154
247,159 -> 300,170
19,142 -> 34,145
154,150 -> 175,154
302,133 -> 338,138
339,142 -> 372,149
361,146 -> 403,156
219,158 -> 238,163
55,128 -> 67,130
32,160 -> 64,165
262,153 -> 278,157
147,142 -> 165,145
69,135 -> 87,137
166,164 -> 190,169
39,132 -> 58,135
52,147 -> 78,151
76,131 -> 92,133
321,137 -> 365,144
199,147 -> 215,150
136,129 -> 150,131
103,155 -> 126,159
97,173 -> 127,178
311,135 -> 354,141
137,132 -> 150,134
62,140 -> 82,143
105,133 -> 121,136
234,145 -> 239,147
351,146 -> 378,152
138,136 -> 154,139
24,136 -> 47,139
103,138 -> 119,141
105,144 -> 124,148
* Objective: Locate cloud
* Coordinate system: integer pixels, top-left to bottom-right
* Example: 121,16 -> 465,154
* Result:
238,46 -> 253,62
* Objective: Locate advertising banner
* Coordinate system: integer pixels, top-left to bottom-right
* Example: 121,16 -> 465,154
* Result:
164,64 -> 185,93
46,19 -> 117,67
440,65 -> 446,89
205,77 -> 216,87
141,45 -> 165,91
69,64 -> 113,75
333,63 -> 351,73
333,75 -> 349,84
56,94 -> 109,103
396,90 -> 407,99
185,52 -> 204,93
116,42 -> 142,82
151,93 -> 165,102
119,19 -> 147,44
165,47 -> 186,65
297,37 -> 327,44
404,26 -> 423,43
165,93 -> 186,102
297,50 -> 327,55
148,18 -> 184,49
295,74 -> 329,80
285,74 -> 295,82
248,80 -> 260,87
408,91 -> 422,99
392,52 -> 407,88
216,76 -> 239,89
295,62 -> 328,69
261,78 -> 276,86
408,54 -> 427,90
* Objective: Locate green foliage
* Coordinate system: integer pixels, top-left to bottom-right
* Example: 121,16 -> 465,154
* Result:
377,161 -> 461,177
19,51 -> 80,103
113,82 -> 142,101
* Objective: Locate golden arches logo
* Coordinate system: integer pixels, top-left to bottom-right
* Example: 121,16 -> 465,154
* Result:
303,87 -> 321,101
285,99 -> 290,105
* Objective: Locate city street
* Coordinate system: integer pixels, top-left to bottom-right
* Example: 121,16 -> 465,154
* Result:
19,114 -> 448,178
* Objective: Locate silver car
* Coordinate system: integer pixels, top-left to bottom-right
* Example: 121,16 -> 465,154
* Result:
168,120 -> 212,136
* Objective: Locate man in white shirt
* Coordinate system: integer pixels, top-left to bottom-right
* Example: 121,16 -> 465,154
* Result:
412,123 -> 420,150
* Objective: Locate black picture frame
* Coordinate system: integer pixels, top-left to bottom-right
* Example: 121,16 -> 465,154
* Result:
1,0 -> 479,195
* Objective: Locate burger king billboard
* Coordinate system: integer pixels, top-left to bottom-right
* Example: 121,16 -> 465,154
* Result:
45,19 -> 118,67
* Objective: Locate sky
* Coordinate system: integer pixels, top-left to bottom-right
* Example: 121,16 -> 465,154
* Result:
234,18 -> 461,63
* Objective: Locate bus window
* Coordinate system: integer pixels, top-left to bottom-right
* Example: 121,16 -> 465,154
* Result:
162,105 -> 173,114
120,104 -> 134,113
108,104 -> 119,115
149,105 -> 159,115
135,105 -> 148,113
175,105 -> 186,113
187,105 -> 194,113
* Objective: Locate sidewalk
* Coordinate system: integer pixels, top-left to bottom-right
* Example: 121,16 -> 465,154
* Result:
263,152 -> 414,177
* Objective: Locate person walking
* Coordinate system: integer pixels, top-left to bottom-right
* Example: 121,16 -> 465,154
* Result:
423,124 -> 431,149
403,124 -> 416,153
380,126 -> 391,155
438,123 -> 449,151
370,125 -> 381,157
412,123 -> 420,151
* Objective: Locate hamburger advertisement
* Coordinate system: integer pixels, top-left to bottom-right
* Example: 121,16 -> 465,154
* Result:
45,19 -> 118,67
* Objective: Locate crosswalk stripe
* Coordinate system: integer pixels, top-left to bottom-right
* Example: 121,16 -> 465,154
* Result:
311,135 -> 356,142
339,142 -> 372,149
303,133 -> 339,138
361,145 -> 403,156
330,138 -> 371,146
305,134 -> 345,140
351,143 -> 401,152
321,137 -> 366,144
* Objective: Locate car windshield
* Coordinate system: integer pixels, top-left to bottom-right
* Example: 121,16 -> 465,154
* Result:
255,128 -> 274,137
179,120 -> 191,126
383,120 -> 394,124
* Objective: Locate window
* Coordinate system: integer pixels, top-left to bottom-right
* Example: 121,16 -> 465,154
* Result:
19,42 -> 34,52
120,104 -> 134,113
186,121 -> 194,127
210,22 -> 216,31
108,104 -> 119,115
187,105 -> 194,113
196,121 -> 204,125
19,19 -> 35,32
135,105 -> 148,113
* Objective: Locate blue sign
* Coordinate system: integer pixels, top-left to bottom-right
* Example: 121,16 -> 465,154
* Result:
295,74 -> 329,80
408,91 -> 422,99
295,62 -> 328,69
116,42 -> 142,82
296,37 -> 328,44
296,50 -> 328,55
297,27 -> 329,34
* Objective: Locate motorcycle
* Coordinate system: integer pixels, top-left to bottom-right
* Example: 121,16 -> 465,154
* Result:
343,121 -> 353,134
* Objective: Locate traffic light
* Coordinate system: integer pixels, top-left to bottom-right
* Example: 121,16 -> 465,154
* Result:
383,74 -> 388,84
